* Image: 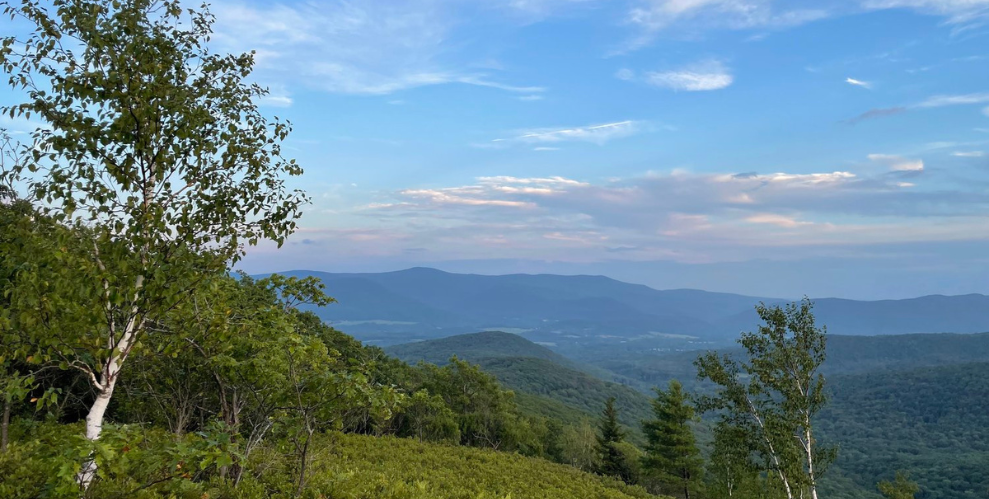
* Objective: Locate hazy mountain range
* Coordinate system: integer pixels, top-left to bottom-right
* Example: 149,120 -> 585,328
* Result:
265,268 -> 989,345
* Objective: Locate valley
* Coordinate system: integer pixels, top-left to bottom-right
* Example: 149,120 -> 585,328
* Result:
280,268 -> 989,351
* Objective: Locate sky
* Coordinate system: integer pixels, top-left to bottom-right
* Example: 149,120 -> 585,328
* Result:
4,0 -> 989,299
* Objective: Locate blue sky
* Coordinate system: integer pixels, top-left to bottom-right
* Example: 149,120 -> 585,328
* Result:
5,0 -> 989,298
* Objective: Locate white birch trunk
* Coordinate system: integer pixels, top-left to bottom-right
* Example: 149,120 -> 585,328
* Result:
77,382 -> 115,489
747,398 -> 794,499
77,276 -> 144,490
805,424 -> 818,499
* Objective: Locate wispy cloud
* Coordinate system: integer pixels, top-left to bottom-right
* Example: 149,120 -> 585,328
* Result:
640,60 -> 734,91
846,92 -> 989,123
953,151 -> 985,157
488,120 -> 643,146
625,0 -> 828,49
400,188 -> 535,208
457,76 -> 546,94
917,92 -> 989,108
343,164 -> 989,267
845,77 -> 872,89
379,176 -> 588,210
258,86 -> 293,107
623,0 -> 989,50
210,0 -> 544,96
844,107 -> 908,125
861,0 -> 989,31
868,153 -> 925,171
745,213 -> 816,228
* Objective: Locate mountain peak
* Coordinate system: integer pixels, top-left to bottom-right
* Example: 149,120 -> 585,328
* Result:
390,267 -> 451,275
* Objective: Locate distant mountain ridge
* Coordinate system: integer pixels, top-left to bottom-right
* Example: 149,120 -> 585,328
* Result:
266,268 -> 989,342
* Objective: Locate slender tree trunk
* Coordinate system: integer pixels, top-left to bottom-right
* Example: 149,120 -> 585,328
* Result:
747,398 -> 794,499
805,424 -> 818,499
76,273 -> 146,490
295,429 -> 313,497
1,395 -> 10,453
77,298 -> 144,490
78,381 -> 117,489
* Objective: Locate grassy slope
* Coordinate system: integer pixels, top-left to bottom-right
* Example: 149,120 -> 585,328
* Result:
301,432 -> 665,499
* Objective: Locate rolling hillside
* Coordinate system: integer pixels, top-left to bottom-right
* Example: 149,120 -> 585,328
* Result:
386,331 -> 654,434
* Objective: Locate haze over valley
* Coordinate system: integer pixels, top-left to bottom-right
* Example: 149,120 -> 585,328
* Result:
273,267 -> 989,347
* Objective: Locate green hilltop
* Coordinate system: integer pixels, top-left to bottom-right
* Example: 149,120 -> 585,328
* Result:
387,331 -> 654,436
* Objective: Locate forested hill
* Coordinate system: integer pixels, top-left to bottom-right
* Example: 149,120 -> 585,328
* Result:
824,332 -> 989,374
385,330 -> 627,384
386,332 -> 653,435
819,362 -> 989,499
386,330 -> 577,367
569,331 -> 989,393
273,268 -> 989,342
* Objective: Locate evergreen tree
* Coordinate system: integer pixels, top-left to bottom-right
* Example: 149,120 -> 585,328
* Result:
642,380 -> 704,499
544,419 -> 566,463
596,397 -> 636,484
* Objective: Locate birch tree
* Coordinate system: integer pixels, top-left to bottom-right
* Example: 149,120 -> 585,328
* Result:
0,0 -> 306,489
696,298 -> 835,499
